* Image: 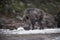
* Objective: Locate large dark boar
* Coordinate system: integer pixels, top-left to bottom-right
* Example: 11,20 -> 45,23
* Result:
22,8 -> 57,30
23,8 -> 45,30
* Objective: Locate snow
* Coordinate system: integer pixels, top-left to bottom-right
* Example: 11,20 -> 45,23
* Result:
17,27 -> 25,31
0,27 -> 60,35
55,36 -> 60,40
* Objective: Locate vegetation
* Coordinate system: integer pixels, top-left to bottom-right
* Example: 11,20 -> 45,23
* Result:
0,0 -> 60,17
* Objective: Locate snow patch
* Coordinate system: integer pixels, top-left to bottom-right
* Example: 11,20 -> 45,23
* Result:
17,27 -> 24,31
0,27 -> 60,34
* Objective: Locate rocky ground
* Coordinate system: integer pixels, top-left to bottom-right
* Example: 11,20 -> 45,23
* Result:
0,33 -> 60,40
